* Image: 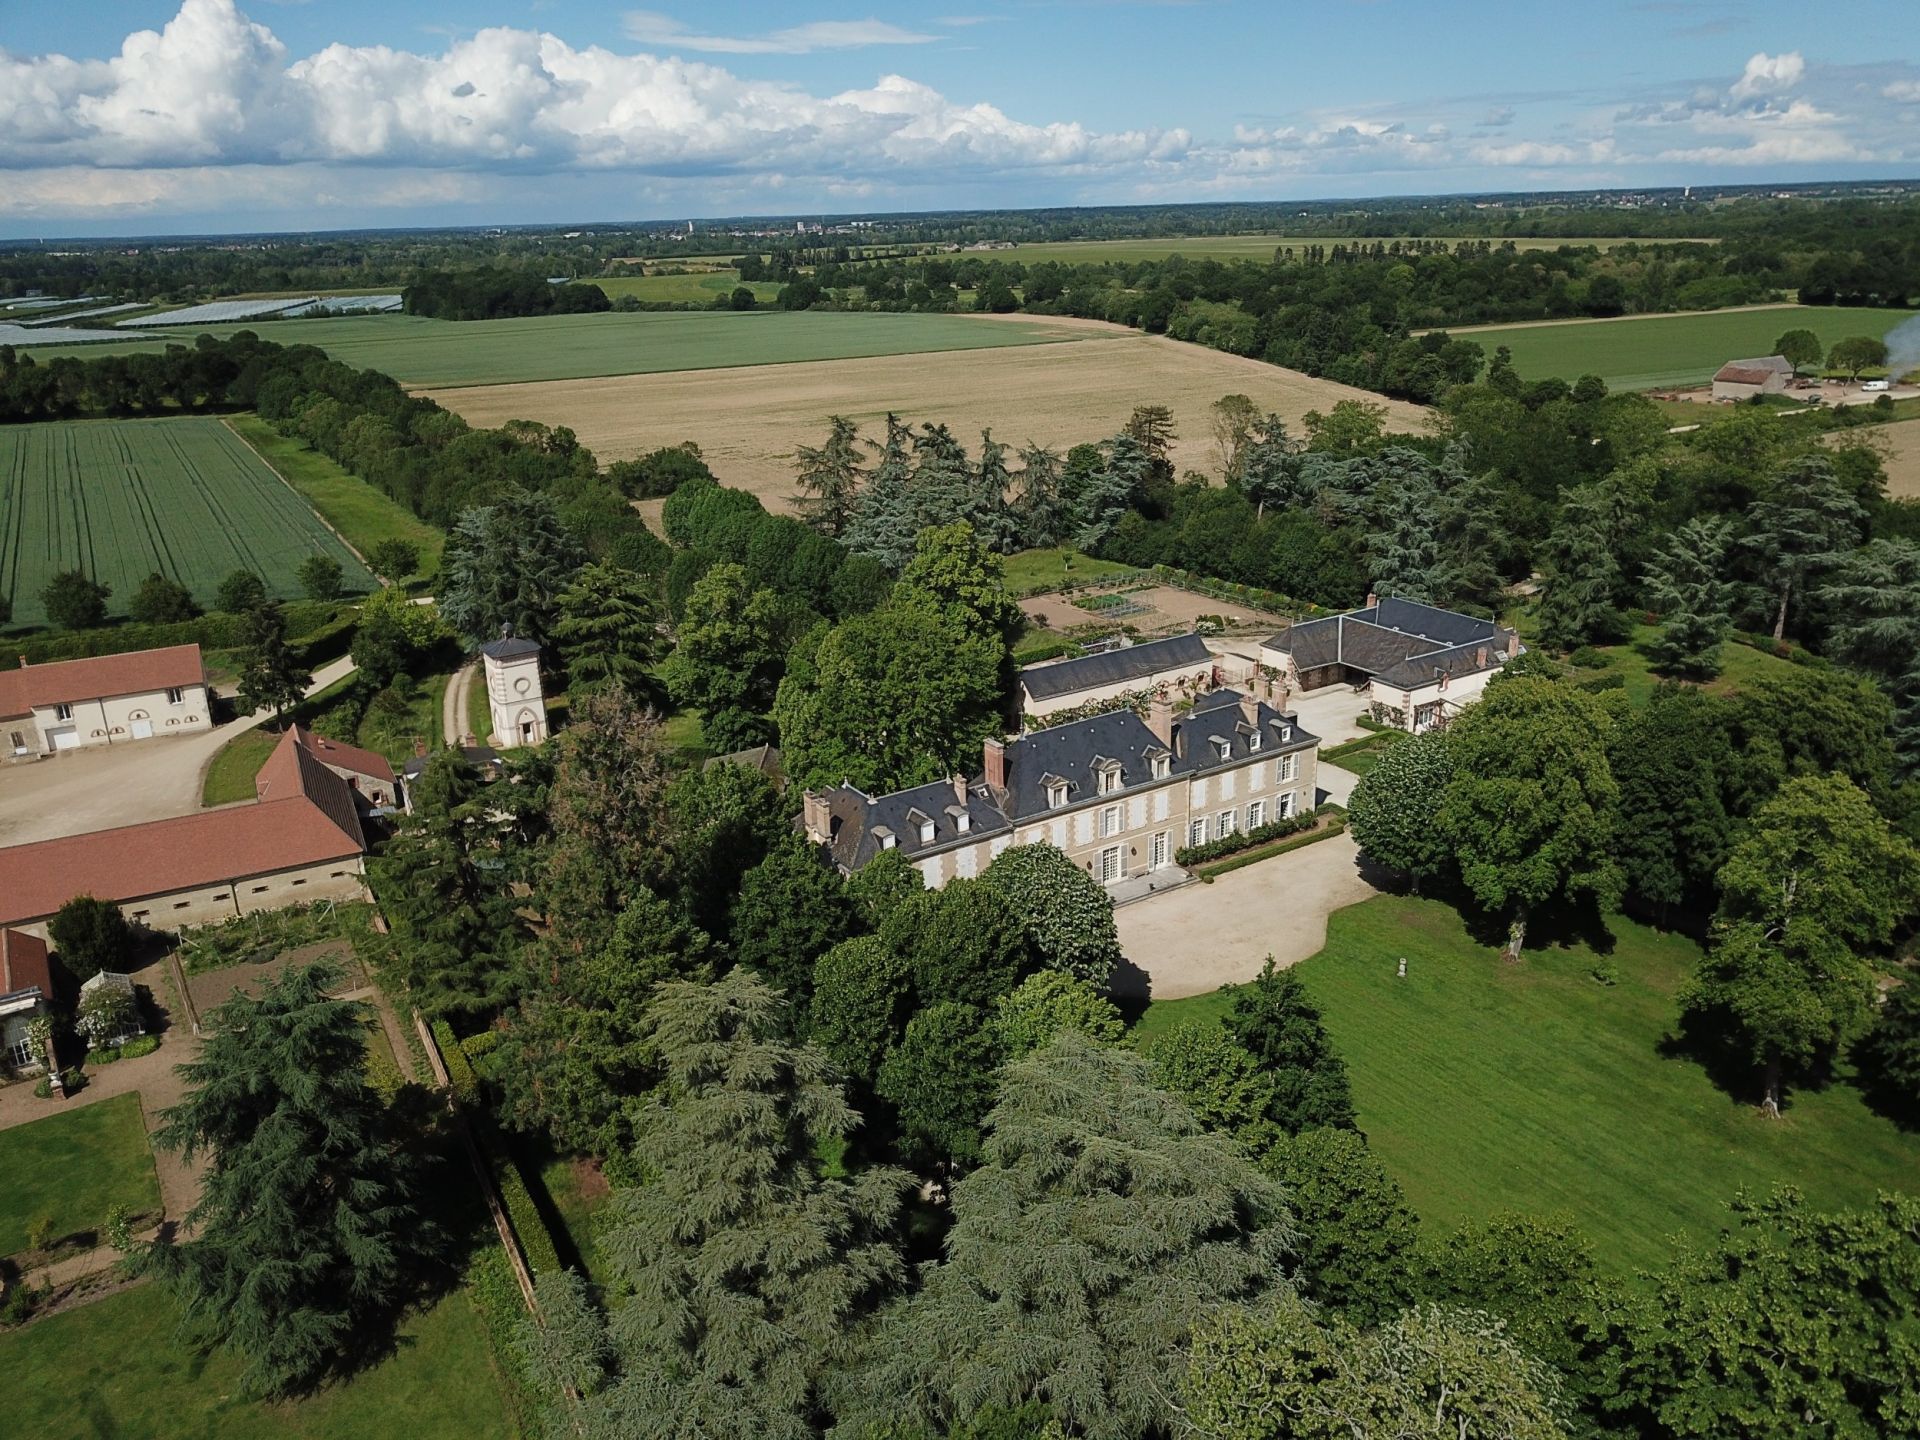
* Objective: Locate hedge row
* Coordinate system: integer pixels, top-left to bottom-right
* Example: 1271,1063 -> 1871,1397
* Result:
1320,731 -> 1405,767
496,1158 -> 562,1276
432,1019 -> 480,1105
1174,808 -> 1318,867
1148,564 -> 1325,619
3,598 -> 358,670
1197,819 -> 1347,879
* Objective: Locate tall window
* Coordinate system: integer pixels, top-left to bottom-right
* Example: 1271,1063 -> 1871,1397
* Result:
1100,804 -> 1122,838
1189,818 -> 1207,848
1218,809 -> 1237,837
1099,846 -> 1123,883
6,1033 -> 36,1069
1247,799 -> 1266,829
1279,792 -> 1296,819
1151,831 -> 1169,869
1276,753 -> 1297,784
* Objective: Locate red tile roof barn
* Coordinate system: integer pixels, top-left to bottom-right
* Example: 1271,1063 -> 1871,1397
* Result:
0,729 -> 366,928
0,644 -> 205,719
0,928 -> 52,1000
287,725 -> 397,784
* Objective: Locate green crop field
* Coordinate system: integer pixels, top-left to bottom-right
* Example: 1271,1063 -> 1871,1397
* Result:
1137,896 -> 1920,1275
590,272 -> 786,305
1447,305 -> 1918,391
0,417 -> 374,628
989,234 -> 1683,266
24,309 -> 1091,389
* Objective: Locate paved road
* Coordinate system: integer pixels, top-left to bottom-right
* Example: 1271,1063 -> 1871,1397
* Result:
0,655 -> 357,848
1114,828 -> 1380,1002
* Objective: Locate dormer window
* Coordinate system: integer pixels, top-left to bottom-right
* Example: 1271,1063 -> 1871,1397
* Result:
1148,749 -> 1171,780
906,808 -> 935,845
873,825 -> 896,851
947,805 -> 972,835
1094,757 -> 1122,795
1246,728 -> 1262,752
1212,736 -> 1232,762
1043,773 -> 1069,809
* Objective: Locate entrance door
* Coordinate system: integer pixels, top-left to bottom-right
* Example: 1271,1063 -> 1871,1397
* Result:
48,727 -> 79,751
130,719 -> 154,740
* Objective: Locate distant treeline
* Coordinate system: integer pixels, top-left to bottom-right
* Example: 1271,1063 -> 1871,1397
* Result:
0,333 -> 666,572
403,268 -> 611,321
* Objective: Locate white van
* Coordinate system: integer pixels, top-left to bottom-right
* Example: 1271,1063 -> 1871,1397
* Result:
1862,379 -> 1891,392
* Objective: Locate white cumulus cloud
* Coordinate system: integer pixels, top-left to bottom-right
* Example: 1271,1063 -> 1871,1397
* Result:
1729,50 -> 1804,99
620,11 -> 940,56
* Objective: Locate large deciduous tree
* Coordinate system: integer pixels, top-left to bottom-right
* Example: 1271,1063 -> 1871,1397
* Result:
1346,729 -> 1456,889
546,973 -> 910,1440
147,962 -> 436,1397
1610,685 -> 1735,917
1436,676 -> 1620,959
1681,773 -> 1918,1116
728,837 -> 854,1007
843,1034 -> 1293,1439
663,561 -> 787,751
1183,1296 -> 1570,1440
40,569 -> 111,629
980,841 -> 1122,986
1265,1127 -> 1419,1325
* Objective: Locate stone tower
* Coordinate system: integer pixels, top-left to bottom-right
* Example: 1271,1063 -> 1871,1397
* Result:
480,626 -> 548,749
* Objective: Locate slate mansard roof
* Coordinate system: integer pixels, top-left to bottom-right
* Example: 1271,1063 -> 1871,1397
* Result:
1018,632 -> 1213,702
1265,597 -> 1515,688
816,688 -> 1318,872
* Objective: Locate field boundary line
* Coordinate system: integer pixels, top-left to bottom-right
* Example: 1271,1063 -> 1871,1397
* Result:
1411,300 -> 1803,337
221,414 -> 372,568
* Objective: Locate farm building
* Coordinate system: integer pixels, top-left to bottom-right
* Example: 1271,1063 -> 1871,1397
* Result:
287,724 -> 401,812
1,927 -> 55,1078
0,728 -> 368,940
1710,354 -> 1793,401
805,685 -> 1318,894
1017,632 -> 1219,718
1260,595 -> 1519,733
1,644 -> 211,759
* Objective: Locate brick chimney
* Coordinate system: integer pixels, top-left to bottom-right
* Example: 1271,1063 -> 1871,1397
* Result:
1365,590 -> 1379,609
802,789 -> 832,844
1475,645 -> 1488,668
983,737 -> 1007,792
952,773 -> 969,807
1239,691 -> 1260,728
1148,695 -> 1174,748
1506,630 -> 1521,658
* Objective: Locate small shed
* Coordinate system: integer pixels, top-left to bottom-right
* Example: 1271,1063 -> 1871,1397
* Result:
77,970 -> 143,1048
1711,355 -> 1792,402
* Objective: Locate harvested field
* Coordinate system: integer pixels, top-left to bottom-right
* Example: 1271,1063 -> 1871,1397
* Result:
426,332 -> 1427,514
27,309 -> 1092,388
1867,418 -> 1920,499
0,416 -> 373,628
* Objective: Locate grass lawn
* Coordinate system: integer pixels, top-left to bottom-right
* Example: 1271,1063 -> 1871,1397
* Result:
1456,304 -> 1917,391
1320,729 -> 1406,777
658,706 -> 708,759
225,415 -> 444,582
0,1280 -> 512,1440
30,309 -> 1088,390
1001,545 -> 1139,596
1572,625 -> 1798,706
0,416 -> 374,628
0,1094 -> 161,1255
1137,896 -> 1920,1275
537,1152 -> 615,1286
202,727 -> 281,806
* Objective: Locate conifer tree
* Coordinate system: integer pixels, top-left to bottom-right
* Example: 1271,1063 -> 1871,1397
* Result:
791,414 -> 866,537
571,973 -> 910,1440
439,488 -> 586,646
553,562 -> 659,699
1645,515 -> 1736,680
1536,498 -> 1628,650
1816,538 -> 1920,780
1744,456 -> 1864,641
842,413 -> 918,569
148,962 -> 435,1397
235,600 -> 312,721
843,1034 -> 1293,1438
1010,442 -> 1070,549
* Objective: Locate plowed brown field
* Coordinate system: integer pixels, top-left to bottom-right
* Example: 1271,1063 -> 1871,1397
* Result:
422,329 -> 1427,513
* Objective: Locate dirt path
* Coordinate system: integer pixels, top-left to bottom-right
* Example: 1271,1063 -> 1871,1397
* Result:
443,658 -> 480,746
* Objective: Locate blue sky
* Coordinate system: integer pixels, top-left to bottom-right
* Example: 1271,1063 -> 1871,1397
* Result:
1,0 -> 1915,235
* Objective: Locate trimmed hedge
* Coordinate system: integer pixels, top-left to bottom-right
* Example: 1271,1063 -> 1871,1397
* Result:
1320,731 -> 1406,767
3,599 -> 355,668
495,1159 -> 562,1275
433,1019 -> 481,1105
1197,819 -> 1347,879
1147,564 -> 1325,619
1175,808 -> 1317,867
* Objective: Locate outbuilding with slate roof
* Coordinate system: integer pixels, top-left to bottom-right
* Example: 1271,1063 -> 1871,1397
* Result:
1017,632 -> 1218,717
1710,354 -> 1792,402
1261,594 -> 1519,732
